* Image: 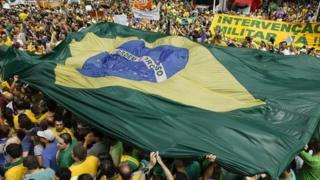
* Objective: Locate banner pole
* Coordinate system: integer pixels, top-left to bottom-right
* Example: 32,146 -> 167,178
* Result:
213,0 -> 216,13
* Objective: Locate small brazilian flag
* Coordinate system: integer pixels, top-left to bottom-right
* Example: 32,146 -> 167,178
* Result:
2,23 -> 320,177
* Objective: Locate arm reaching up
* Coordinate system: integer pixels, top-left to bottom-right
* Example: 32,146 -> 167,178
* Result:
156,152 -> 174,180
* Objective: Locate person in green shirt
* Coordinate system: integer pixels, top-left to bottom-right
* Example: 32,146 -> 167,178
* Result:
56,133 -> 78,168
185,160 -> 201,180
268,2 -> 278,13
296,141 -> 320,180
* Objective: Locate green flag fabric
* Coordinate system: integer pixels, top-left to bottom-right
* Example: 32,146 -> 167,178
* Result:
2,23 -> 320,177
0,46 -> 8,68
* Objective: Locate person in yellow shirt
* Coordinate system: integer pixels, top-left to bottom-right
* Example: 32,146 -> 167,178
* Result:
183,11 -> 190,17
51,116 -> 74,137
4,143 -> 27,180
69,145 -> 99,178
120,155 -> 139,170
119,161 -> 143,180
212,34 -> 228,47
35,44 -> 46,55
18,11 -> 29,21
26,42 -> 36,53
118,154 -> 141,180
3,35 -> 13,47
13,100 -> 38,129
1,81 -> 11,90
37,99 -> 57,123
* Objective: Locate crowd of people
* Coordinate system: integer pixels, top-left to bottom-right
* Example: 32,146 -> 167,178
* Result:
0,0 -> 320,57
0,0 -> 320,180
0,75 -> 318,180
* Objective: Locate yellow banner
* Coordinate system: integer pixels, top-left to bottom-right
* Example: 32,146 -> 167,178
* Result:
210,14 -> 320,48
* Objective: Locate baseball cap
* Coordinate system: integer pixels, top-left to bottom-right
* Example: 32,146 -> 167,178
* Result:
37,129 -> 55,141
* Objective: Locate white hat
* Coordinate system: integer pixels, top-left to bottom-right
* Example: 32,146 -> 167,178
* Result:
37,129 -> 55,141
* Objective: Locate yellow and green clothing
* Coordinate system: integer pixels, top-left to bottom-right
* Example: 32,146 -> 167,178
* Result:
69,156 -> 99,177
213,40 -> 228,47
18,13 -> 29,21
2,37 -> 13,47
120,155 -> 139,170
57,139 -> 78,168
296,151 -> 320,180
1,81 -> 10,89
4,158 -> 27,180
109,141 -> 123,167
13,110 -> 39,129
51,127 -> 74,137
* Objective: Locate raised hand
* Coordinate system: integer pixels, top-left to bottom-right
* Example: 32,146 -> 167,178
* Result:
206,154 -> 217,163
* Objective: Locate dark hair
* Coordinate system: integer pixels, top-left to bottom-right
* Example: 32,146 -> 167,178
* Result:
18,114 -> 33,130
30,105 -> 40,116
0,125 -> 10,139
14,99 -> 25,110
5,143 -> 22,159
59,133 -> 72,145
3,108 -> 14,128
46,99 -> 57,112
245,36 -> 252,42
96,159 -> 119,179
98,153 -> 112,162
309,140 -> 320,154
62,110 -> 73,128
308,47 -> 315,54
123,144 -> 134,154
73,144 -> 87,161
55,167 -> 71,180
76,127 -> 90,142
78,174 -> 94,180
23,156 -> 39,170
174,172 -> 189,180
269,37 -> 275,43
92,129 -> 104,140
22,101 -> 30,110
54,113 -> 63,122
16,129 -> 26,141
214,34 -> 222,40
39,119 -> 48,131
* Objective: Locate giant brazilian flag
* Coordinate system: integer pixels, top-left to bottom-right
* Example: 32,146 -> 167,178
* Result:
2,23 -> 320,177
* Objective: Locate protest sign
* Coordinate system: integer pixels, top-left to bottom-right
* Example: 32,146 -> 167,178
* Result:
211,14 -> 320,48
